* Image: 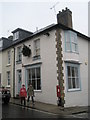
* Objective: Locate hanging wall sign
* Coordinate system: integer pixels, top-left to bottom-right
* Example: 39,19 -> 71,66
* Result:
22,44 -> 31,57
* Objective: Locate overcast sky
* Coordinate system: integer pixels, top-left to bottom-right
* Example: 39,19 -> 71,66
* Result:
0,0 -> 89,38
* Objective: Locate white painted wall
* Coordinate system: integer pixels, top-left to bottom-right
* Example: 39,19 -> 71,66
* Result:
38,30 -> 57,105
62,30 -> 88,107
15,30 -> 58,105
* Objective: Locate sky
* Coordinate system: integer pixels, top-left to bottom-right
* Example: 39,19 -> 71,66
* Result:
0,0 -> 89,38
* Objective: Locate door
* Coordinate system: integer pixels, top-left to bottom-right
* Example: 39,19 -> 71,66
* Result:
17,70 -> 22,94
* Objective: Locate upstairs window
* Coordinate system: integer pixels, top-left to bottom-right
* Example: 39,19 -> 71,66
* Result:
0,40 -> 2,48
65,31 -> 78,53
17,46 -> 22,63
34,39 -> 40,57
13,32 -> 19,40
7,50 -> 11,64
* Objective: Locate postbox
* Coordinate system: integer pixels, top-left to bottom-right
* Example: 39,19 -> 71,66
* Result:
56,85 -> 61,97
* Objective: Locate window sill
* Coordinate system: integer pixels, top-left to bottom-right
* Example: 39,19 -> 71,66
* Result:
16,60 -> 22,64
65,51 -> 79,54
6,85 -> 11,88
67,88 -> 81,92
6,64 -> 11,67
34,90 -> 42,92
33,55 -> 41,61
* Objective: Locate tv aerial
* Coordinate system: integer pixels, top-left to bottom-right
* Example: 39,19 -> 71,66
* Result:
50,2 -> 59,18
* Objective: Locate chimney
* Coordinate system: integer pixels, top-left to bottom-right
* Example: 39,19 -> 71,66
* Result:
57,7 -> 73,28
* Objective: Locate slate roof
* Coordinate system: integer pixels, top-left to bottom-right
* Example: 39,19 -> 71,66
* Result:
1,23 -> 90,51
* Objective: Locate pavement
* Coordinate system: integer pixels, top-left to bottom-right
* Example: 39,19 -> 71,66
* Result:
10,97 -> 88,117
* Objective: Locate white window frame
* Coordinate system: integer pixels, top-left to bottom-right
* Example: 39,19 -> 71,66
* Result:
66,63 -> 81,92
0,40 -> 2,48
7,71 -> 10,86
17,69 -> 22,83
13,32 -> 19,40
17,46 -> 22,62
65,31 -> 78,53
26,65 -> 41,90
17,69 -> 22,93
7,50 -> 11,64
34,39 -> 40,56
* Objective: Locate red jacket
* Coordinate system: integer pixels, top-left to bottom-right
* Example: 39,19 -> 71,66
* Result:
19,87 -> 27,97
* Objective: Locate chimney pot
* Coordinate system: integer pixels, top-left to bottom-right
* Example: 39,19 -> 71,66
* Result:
65,7 -> 68,10
62,9 -> 64,12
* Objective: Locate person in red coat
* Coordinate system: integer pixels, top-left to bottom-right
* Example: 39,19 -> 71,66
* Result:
19,84 -> 27,107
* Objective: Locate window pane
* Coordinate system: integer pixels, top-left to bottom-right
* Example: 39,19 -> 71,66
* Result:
8,51 -> 10,64
75,44 -> 77,52
0,41 -> 2,48
18,70 -> 21,83
36,40 -> 40,49
36,67 -> 40,78
37,79 -> 41,90
72,78 -> 76,88
67,66 -> 71,77
32,68 -> 35,79
66,32 -> 70,42
28,80 -> 31,85
17,46 -> 22,61
7,72 -> 10,85
36,49 -> 40,56
75,67 -> 78,77
68,78 -> 72,89
27,69 -> 31,85
72,67 -> 75,77
28,69 -> 31,80
72,43 -> 76,52
34,39 -> 40,56
71,35 -> 75,43
66,42 -> 70,51
13,32 -> 19,40
76,78 -> 79,88
32,80 -> 36,89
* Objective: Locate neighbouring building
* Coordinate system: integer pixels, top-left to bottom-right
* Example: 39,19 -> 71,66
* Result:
88,1 -> 90,106
0,37 -> 13,96
1,8 -> 89,107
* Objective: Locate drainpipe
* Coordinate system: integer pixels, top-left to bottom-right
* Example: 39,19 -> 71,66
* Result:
13,47 -> 15,98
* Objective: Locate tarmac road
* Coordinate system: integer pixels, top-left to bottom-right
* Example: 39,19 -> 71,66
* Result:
2,103 -> 61,118
2,103 -> 89,119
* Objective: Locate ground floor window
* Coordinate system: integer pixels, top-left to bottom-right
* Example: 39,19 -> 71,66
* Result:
66,63 -> 81,91
27,66 -> 41,90
7,71 -> 10,86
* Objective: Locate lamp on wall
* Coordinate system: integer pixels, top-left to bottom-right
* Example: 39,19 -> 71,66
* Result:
44,32 -> 50,36
85,61 -> 88,65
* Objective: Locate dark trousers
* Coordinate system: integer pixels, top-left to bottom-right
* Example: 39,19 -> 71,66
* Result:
21,97 -> 26,106
27,96 -> 34,103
